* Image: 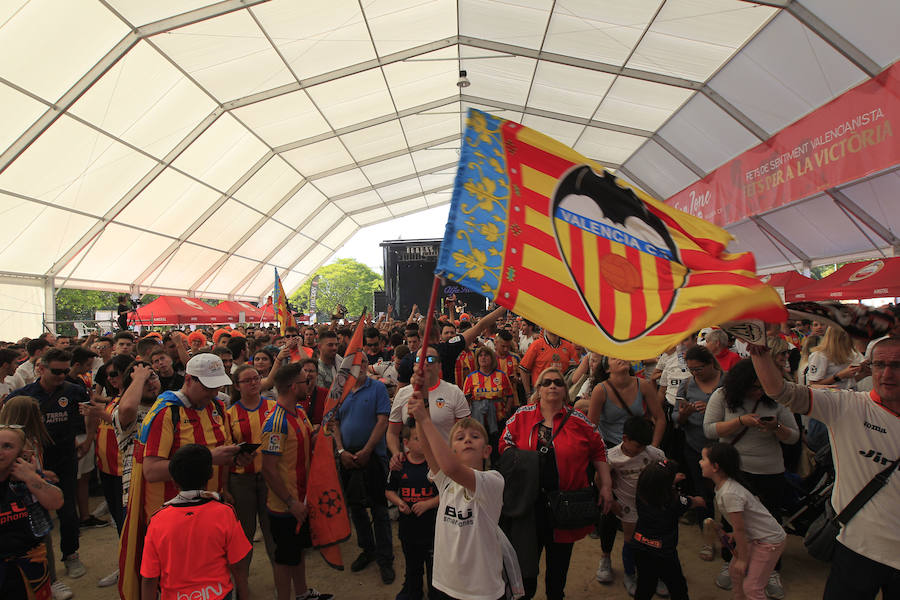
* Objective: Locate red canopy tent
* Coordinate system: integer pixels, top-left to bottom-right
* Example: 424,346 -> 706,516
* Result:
786,258 -> 900,302
759,270 -> 815,299
216,300 -> 265,322
128,296 -> 236,325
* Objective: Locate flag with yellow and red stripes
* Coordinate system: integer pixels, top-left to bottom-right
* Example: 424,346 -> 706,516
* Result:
436,109 -> 786,360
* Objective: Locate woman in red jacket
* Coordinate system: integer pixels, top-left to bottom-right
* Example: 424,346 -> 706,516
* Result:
500,367 -> 613,600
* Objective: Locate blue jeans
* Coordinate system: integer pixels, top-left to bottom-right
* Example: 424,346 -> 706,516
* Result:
341,454 -> 393,566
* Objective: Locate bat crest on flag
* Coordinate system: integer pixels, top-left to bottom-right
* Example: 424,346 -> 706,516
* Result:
551,166 -> 687,341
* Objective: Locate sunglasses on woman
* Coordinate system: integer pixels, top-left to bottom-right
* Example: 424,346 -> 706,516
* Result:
541,378 -> 565,387
415,355 -> 438,364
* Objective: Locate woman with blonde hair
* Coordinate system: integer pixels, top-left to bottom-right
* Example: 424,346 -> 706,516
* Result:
807,327 -> 863,389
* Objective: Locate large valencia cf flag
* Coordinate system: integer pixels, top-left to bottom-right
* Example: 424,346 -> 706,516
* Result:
436,109 -> 786,360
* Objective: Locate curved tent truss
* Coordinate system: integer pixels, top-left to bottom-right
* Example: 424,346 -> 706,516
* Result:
0,0 -> 898,336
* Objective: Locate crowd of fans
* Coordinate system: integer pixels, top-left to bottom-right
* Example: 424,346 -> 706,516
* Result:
0,301 -> 898,600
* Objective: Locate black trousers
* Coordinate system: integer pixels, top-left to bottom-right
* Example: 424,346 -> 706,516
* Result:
398,535 -> 435,600
98,471 -> 123,534
523,506 -> 574,600
633,546 -> 689,600
824,542 -> 900,600
44,448 -> 79,557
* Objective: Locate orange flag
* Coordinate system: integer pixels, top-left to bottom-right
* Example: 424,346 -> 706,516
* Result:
306,312 -> 369,569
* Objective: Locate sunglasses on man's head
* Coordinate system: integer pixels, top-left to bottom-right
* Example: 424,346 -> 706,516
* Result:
541,378 -> 565,387
415,355 -> 438,364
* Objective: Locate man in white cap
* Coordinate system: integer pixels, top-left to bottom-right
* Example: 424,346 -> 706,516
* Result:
117,353 -> 250,599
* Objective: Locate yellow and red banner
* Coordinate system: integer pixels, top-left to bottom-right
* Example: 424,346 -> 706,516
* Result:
274,267 -> 296,335
436,109 -> 786,360
668,62 -> 899,227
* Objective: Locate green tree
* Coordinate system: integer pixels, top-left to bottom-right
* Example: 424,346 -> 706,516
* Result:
810,263 -> 844,280
55,289 -> 121,335
290,259 -> 382,316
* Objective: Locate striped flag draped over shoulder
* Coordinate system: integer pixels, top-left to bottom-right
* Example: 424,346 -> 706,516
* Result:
436,109 -> 786,360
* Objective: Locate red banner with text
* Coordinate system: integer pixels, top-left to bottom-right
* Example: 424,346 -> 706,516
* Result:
667,62 -> 899,227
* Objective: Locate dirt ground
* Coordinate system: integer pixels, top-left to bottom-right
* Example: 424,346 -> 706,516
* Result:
61,499 -> 829,600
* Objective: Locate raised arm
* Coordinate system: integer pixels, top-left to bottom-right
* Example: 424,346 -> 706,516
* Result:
462,305 -> 507,347
408,388 -> 477,492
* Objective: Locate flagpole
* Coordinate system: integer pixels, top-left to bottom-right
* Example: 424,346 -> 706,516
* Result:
412,276 -> 442,398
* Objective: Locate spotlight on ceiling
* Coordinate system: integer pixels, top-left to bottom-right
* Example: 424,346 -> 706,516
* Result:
457,69 -> 470,88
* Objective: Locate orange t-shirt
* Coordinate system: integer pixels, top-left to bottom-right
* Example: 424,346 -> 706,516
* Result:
140,498 -> 251,600
519,337 -> 578,386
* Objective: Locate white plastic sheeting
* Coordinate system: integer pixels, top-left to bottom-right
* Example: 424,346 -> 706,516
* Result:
0,0 -> 897,305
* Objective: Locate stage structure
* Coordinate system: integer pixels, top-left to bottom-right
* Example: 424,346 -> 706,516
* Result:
380,240 -> 486,319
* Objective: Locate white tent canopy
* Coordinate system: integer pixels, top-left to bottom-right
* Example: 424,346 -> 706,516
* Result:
1,0 -> 898,337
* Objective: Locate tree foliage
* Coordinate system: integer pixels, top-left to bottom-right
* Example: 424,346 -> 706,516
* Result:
289,259 -> 382,316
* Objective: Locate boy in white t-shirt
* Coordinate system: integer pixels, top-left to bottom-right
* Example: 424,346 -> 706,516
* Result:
597,417 -> 665,595
407,385 -> 505,600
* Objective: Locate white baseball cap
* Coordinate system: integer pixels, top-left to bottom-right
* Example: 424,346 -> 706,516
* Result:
185,353 -> 232,388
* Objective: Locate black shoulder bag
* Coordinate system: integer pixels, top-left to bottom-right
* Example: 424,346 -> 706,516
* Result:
804,457 -> 899,561
543,409 -> 600,529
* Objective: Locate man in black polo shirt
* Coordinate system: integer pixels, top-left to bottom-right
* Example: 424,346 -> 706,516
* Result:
10,348 -> 91,578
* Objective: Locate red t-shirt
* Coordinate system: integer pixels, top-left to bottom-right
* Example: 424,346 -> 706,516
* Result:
140,498 -> 251,600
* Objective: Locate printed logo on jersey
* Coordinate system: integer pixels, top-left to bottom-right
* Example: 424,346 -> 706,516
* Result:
58,397 -> 69,408
858,448 -> 895,465
443,505 -> 473,526
267,433 -> 282,453
435,398 -> 446,409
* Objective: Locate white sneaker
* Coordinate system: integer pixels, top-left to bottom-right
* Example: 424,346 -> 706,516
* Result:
51,580 -> 74,600
97,569 -> 119,587
656,579 -> 669,597
63,553 -> 86,578
595,555 -> 614,583
91,500 -> 109,519
765,571 -> 785,599
624,572 -> 637,597
715,562 -> 732,591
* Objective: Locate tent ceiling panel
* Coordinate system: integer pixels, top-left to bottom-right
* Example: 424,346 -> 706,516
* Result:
149,9 -> 294,102
0,193 -> 98,274
623,140 -> 697,199
762,194 -> 884,261
197,255 -> 260,294
400,108 -> 462,146
626,1 -> 777,81
388,197 -> 429,217
542,0 -> 661,66
709,12 -> 866,135
306,69 -> 395,130
527,62 -> 615,118
334,191 -> 383,213
418,173 -> 456,194
188,199 -> 264,250
411,147 -> 461,172
234,219 -> 293,262
352,206 -> 393,226
726,219 -> 789,271
803,0 -> 900,68
105,0 -> 221,28
239,267 -> 276,299
657,92 -> 759,174
271,185 -> 328,229
302,203 -> 345,240
0,115 -> 157,217
231,90 -> 332,148
281,138 -> 354,178
232,157 -> 302,213
57,224 -> 169,283
340,121 -> 408,163
378,179 -> 425,203
458,47 -> 536,106
592,77 -> 694,131
362,155 -> 417,185
363,0 -> 457,56
269,234 -> 315,271
170,113 -> 269,190
0,0 -> 128,102
143,244 -> 225,290
838,172 -> 900,240
314,169 -> 372,198
574,128 -> 647,169
321,218 -> 358,251
459,0 -> 552,50
293,245 -> 332,276
460,101 -> 523,125
252,0 -> 376,81
115,170 -> 221,237
0,85 -> 46,156
69,41 -> 216,159
381,48 -> 461,111
521,115 -> 584,147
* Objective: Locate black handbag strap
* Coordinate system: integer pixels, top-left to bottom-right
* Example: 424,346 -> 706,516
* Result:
604,382 -> 634,417
731,397 -> 763,446
539,408 -> 572,454
835,458 -> 899,525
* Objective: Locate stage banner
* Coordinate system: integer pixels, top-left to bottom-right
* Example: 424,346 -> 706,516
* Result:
436,109 -> 785,361
667,62 -> 899,227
